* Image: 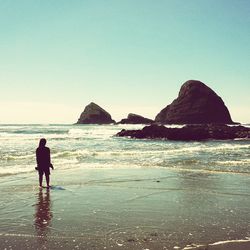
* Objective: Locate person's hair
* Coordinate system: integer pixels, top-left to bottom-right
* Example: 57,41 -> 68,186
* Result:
39,138 -> 46,147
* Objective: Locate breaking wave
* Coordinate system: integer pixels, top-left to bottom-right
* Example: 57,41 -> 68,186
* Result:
0,124 -> 250,176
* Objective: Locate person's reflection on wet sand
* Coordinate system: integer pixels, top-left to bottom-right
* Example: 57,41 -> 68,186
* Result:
34,188 -> 53,245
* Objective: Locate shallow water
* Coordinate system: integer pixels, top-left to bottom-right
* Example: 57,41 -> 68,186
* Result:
0,168 -> 250,249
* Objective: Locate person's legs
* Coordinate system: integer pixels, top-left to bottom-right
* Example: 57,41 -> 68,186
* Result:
39,173 -> 43,187
45,174 -> 50,188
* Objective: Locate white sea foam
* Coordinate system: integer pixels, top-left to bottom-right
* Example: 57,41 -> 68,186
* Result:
183,238 -> 250,249
52,149 -> 91,158
0,164 -> 34,176
0,153 -> 34,160
216,159 -> 250,166
164,124 -> 185,128
53,158 -> 79,166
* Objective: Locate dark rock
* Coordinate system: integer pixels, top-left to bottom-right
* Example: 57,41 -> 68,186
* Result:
155,80 -> 234,124
118,113 -> 154,124
117,124 -> 168,139
166,125 -> 210,140
76,102 -> 115,124
142,124 -> 169,138
117,128 -> 145,139
116,124 -> 250,141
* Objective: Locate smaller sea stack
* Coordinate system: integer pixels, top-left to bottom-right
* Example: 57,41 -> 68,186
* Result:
118,113 -> 154,124
76,102 -> 115,124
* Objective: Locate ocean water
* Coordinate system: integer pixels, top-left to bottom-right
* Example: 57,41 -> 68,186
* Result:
1,124 -> 250,249
0,123 -> 250,177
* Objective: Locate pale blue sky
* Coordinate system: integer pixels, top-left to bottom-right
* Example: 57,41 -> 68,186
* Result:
0,0 -> 249,123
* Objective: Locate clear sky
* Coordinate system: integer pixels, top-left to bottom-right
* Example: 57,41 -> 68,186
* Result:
0,0 -> 249,123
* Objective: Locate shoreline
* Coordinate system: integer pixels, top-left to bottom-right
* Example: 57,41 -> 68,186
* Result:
0,234 -> 250,250
2,158 -> 250,180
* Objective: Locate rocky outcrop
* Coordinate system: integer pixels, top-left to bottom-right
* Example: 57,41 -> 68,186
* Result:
116,124 -> 250,141
155,80 -> 234,124
76,102 -> 115,124
118,113 -> 154,124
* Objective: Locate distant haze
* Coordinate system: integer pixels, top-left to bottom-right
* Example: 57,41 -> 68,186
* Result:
0,1 -> 249,123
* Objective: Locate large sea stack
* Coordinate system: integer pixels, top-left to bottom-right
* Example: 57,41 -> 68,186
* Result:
76,102 -> 115,124
155,80 -> 234,124
118,113 -> 154,124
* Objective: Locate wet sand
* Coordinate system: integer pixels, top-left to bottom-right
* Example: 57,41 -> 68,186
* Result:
0,167 -> 250,249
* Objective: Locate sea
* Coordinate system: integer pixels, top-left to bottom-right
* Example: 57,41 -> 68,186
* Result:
1,123 -> 250,249
0,123 -> 250,177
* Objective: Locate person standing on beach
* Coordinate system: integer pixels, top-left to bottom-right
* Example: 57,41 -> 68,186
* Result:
36,138 -> 54,188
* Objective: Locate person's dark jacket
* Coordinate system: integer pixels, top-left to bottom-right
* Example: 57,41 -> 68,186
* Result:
36,146 -> 51,170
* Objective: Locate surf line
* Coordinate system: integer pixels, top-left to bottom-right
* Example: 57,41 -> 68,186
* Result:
0,232 -> 98,239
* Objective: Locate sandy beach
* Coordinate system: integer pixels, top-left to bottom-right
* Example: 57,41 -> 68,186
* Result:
0,167 -> 250,250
